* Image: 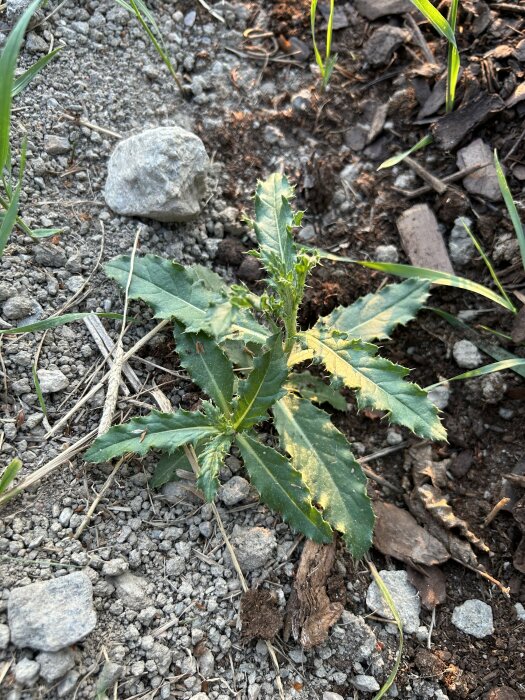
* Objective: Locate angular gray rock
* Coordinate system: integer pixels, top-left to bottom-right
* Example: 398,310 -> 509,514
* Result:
323,693 -> 344,700
452,339 -> 483,369
96,661 -> 123,693
374,244 -> 399,263
353,0 -> 412,20
36,649 -> 75,683
352,675 -> 380,693
451,599 -> 494,638
2,295 -> 35,320
218,476 -> 250,506
448,216 -> 475,265
366,569 -> 421,633
340,612 -> 376,661
0,623 -> 10,649
15,658 -> 40,686
364,26 -> 411,67
112,572 -> 151,611
57,670 -> 80,697
36,368 -> 70,393
101,558 -> 128,577
229,526 -> 276,572
8,571 -> 97,651
457,139 -> 501,202
104,126 -> 209,222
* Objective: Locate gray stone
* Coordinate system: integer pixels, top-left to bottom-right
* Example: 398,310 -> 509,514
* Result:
36,649 -> 75,683
364,26 -> 411,67
104,126 -> 209,222
151,642 -> 172,675
102,558 -> 128,577
2,295 -> 35,320
353,0 -> 412,20
366,569 -> 421,633
198,649 -> 215,677
451,599 -> 494,638
427,382 -> 451,410
481,373 -> 506,404
515,602 -> 525,622
230,526 -> 276,572
190,694 -> 209,700
374,244 -> 399,263
25,31 -> 48,53
352,675 -> 381,693
96,661 -> 123,693
452,339 -> 483,369
0,623 -> 10,649
14,658 -> 40,686
33,244 -> 66,268
44,135 -> 71,156
165,556 -> 185,576
339,612 -> 376,661
36,368 -> 69,393
57,670 -> 80,697
6,0 -> 32,21
448,216 -> 475,265
161,480 -> 200,504
112,572 -> 151,610
297,224 -> 316,243
8,572 -> 97,651
218,476 -> 250,506
457,139 -> 501,202
323,692 -> 344,700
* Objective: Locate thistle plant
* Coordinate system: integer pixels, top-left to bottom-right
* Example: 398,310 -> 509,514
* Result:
85,174 -> 445,557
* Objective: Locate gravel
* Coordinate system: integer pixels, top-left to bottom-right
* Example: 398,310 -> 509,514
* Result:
36,368 -> 70,393
112,572 -> 152,611
14,657 -> 40,686
104,126 -> 210,222
8,571 -> 97,651
36,649 -> 76,683
218,476 -> 250,506
2,295 -> 36,321
0,623 -> 10,649
374,244 -> 399,263
366,569 -> 421,634
229,526 -> 277,572
451,599 -> 494,638
448,216 -> 475,265
352,675 -> 381,693
364,26 -> 411,66
452,339 -> 483,369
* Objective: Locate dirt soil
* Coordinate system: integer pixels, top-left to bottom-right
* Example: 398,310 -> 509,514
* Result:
1,0 -> 525,699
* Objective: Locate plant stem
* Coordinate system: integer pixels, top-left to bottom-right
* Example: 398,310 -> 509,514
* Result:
0,192 -> 33,236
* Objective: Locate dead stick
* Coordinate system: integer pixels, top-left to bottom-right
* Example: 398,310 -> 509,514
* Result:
483,497 -> 511,527
73,457 -> 127,539
394,163 -> 486,198
405,155 -> 447,195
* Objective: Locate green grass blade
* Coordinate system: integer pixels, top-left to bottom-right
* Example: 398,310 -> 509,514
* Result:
312,250 -> 517,312
378,134 -> 433,170
427,359 -> 525,390
28,227 -> 63,239
325,0 -> 335,59
0,0 -> 43,172
0,312 -> 124,335
310,0 -> 324,78
409,0 -> 457,46
368,560 -> 404,700
494,150 -> 525,272
32,363 -> 48,417
11,46 -> 63,98
460,219 -> 514,310
0,138 -> 26,256
445,0 -> 460,113
0,458 -> 22,495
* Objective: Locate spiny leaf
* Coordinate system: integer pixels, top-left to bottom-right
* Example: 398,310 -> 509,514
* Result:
0,312 -> 124,336
197,434 -> 232,501
233,333 -> 288,430
84,409 -> 219,463
319,279 -> 430,342
174,322 -> 234,415
273,395 -> 373,558
253,173 -> 296,275
286,371 -> 346,411
302,327 -> 446,441
236,433 -> 332,543
150,448 -> 192,488
105,254 -> 223,332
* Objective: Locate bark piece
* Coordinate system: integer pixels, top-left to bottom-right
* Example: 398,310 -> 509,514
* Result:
432,93 -> 504,151
407,565 -> 447,609
240,589 -> 283,641
457,138 -> 501,201
284,540 -> 343,649
373,501 -> 449,566
397,204 -> 454,272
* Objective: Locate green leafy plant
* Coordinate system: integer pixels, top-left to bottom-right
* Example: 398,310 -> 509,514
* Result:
0,0 -> 62,255
0,458 -> 22,496
378,0 -> 460,169
310,0 -> 338,89
84,174 -> 445,558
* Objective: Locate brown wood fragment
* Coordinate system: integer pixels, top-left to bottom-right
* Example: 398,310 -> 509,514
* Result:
373,500 -> 449,566
283,540 -> 343,649
432,93 -> 504,151
397,204 -> 454,273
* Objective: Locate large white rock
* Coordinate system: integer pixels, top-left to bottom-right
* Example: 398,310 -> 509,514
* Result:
104,126 -> 209,222
8,572 -> 97,651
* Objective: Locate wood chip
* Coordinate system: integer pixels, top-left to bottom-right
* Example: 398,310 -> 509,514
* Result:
283,540 -> 343,649
432,93 -> 504,151
373,500 -> 450,566
397,204 -> 454,272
